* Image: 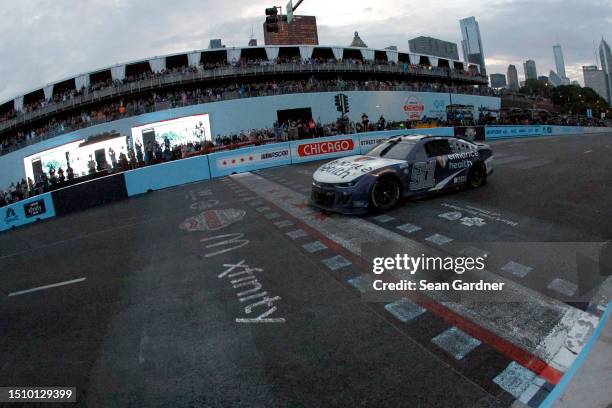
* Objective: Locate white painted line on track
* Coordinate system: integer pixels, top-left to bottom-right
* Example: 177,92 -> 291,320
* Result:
8,277 -> 86,297
385,299 -> 426,322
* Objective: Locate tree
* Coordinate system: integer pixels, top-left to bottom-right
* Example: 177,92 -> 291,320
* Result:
519,78 -> 551,98
550,85 -> 611,117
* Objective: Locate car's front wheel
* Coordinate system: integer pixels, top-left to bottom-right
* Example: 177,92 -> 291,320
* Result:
370,176 -> 400,212
467,161 -> 487,188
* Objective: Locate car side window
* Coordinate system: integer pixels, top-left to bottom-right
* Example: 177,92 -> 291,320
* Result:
449,139 -> 475,153
424,140 -> 451,157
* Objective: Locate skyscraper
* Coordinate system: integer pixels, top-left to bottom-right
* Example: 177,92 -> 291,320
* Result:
507,64 -> 519,90
524,59 -> 538,80
583,65 -> 609,103
459,16 -> 486,75
553,44 -> 567,79
489,73 -> 507,88
598,38 -> 612,104
549,70 -> 563,87
408,36 -> 460,60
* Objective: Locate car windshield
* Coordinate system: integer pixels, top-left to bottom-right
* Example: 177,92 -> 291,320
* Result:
367,140 -> 416,160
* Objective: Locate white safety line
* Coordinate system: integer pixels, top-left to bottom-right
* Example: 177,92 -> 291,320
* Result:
8,277 -> 86,297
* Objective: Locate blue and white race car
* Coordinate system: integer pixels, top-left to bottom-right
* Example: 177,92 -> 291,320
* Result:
311,135 -> 493,214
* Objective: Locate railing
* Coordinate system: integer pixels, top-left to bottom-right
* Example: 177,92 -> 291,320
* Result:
0,62 -> 487,133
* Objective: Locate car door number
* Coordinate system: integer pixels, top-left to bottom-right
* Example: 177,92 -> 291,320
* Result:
409,159 -> 436,190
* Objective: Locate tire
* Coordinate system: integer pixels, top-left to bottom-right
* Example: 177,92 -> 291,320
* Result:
467,161 -> 487,188
369,176 -> 400,212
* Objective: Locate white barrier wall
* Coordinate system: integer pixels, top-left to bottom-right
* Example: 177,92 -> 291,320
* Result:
0,91 -> 500,188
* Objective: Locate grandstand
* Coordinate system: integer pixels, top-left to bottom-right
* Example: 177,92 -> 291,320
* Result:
0,43 -> 496,190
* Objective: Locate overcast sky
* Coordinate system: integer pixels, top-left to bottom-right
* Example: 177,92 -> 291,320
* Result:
1,0 -> 611,103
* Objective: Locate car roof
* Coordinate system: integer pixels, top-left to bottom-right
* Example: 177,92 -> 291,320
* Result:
389,134 -> 451,142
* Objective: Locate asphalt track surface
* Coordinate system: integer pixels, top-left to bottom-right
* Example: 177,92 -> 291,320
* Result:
0,133 -> 611,407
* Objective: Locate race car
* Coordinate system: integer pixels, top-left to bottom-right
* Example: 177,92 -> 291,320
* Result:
311,135 -> 493,214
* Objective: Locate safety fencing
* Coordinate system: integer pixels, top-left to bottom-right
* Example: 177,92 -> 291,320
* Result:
0,125 -> 609,232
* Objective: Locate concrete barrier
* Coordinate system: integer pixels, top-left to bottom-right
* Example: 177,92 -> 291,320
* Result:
124,155 -> 211,196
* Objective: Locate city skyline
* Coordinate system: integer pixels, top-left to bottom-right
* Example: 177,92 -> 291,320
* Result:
0,0 -> 610,102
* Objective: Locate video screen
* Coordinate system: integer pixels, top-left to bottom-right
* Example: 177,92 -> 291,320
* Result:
130,113 -> 212,149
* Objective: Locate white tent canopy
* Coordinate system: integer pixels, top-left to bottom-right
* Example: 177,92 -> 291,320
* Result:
13,96 -> 24,112
331,47 -> 344,60
187,52 -> 201,67
75,74 -> 90,91
386,50 -> 399,63
265,46 -> 280,61
299,46 -> 314,61
110,65 -> 126,82
360,48 -> 375,61
43,85 -> 54,101
149,57 -> 166,73
226,48 -> 242,63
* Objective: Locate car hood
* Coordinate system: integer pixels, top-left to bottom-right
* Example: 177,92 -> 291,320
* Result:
313,155 -> 405,183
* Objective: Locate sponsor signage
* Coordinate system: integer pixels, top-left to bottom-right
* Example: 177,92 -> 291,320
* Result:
217,148 -> 289,168
24,199 -> 47,218
297,139 -> 355,157
209,142 -> 293,177
0,193 -> 56,232
454,126 -> 485,141
403,95 -> 425,121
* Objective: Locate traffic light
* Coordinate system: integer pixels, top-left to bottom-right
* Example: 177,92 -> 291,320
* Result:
334,94 -> 341,112
342,94 -> 349,113
265,7 -> 279,33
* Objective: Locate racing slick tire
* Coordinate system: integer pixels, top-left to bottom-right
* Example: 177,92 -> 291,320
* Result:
467,161 -> 487,188
369,176 -> 400,212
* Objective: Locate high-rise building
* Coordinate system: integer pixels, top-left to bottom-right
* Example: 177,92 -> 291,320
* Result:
538,75 -> 549,82
248,38 -> 258,47
549,70 -> 563,87
524,59 -> 538,80
263,15 -> 318,45
208,39 -> 223,49
507,64 -> 519,90
489,73 -> 507,88
384,45 -> 398,51
553,44 -> 567,79
459,16 -> 486,75
408,36 -> 459,60
583,65 -> 609,103
598,38 -> 612,104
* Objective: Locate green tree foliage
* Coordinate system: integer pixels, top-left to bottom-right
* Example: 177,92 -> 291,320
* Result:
550,85 -> 610,117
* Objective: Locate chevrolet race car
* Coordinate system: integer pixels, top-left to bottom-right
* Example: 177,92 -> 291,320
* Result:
311,135 -> 493,214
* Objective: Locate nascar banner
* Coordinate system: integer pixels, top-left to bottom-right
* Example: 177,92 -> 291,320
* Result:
209,143 -> 292,177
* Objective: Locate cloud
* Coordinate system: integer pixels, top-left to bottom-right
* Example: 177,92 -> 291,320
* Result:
0,0 -> 610,103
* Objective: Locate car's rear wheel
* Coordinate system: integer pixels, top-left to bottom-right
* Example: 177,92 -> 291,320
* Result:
467,161 -> 487,188
370,176 -> 400,212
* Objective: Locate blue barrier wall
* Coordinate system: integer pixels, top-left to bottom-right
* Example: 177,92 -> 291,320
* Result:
208,143 -> 292,178
0,192 -> 56,232
124,155 -> 211,196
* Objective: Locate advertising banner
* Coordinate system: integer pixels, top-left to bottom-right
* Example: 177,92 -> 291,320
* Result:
454,126 -> 485,142
485,126 -> 544,139
0,193 -> 56,232
290,135 -> 360,164
209,143 -> 292,178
